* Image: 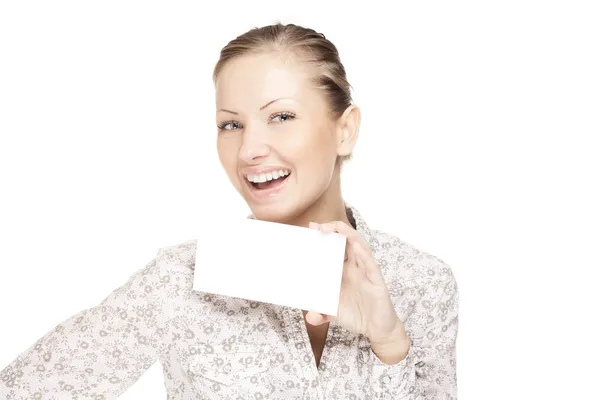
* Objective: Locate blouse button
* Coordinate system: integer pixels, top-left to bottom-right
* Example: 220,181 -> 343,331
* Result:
381,375 -> 391,384
223,363 -> 232,373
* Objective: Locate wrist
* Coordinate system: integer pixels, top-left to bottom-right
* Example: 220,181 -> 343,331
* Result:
369,319 -> 411,365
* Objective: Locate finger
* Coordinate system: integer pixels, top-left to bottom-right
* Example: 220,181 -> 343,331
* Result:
305,311 -> 334,326
321,221 -> 369,250
306,312 -> 323,326
308,222 -> 320,230
345,241 -> 356,266
353,242 -> 386,285
319,220 -> 351,235
317,221 -> 351,263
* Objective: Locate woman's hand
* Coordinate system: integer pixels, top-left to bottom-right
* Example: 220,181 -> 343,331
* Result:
306,220 -> 411,363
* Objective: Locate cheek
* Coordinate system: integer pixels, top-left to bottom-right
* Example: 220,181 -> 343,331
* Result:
217,137 -> 240,175
297,127 -> 337,165
286,124 -> 336,157
283,128 -> 337,187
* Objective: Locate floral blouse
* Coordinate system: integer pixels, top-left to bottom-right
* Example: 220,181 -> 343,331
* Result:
0,205 -> 459,399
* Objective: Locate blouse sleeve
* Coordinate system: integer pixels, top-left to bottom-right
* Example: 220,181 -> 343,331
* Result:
0,250 -> 171,400
367,273 -> 460,399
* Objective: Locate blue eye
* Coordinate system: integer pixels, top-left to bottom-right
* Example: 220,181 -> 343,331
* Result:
271,112 -> 296,123
217,121 -> 242,131
217,111 -> 296,131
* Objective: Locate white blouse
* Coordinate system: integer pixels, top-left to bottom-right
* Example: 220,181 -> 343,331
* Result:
0,205 -> 459,399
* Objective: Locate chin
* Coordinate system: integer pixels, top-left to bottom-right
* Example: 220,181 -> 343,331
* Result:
247,201 -> 303,223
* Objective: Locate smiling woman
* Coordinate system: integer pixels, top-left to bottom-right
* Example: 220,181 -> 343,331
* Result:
0,22 -> 459,400
213,46 -> 359,225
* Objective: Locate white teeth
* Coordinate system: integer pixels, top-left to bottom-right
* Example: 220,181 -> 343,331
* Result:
245,169 -> 290,183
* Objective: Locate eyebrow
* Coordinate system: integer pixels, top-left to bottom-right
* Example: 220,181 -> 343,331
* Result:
217,97 -> 292,115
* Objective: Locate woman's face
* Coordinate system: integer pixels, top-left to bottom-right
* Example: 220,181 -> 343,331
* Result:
215,52 -> 347,222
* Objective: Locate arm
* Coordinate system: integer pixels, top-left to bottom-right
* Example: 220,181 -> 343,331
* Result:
0,250 -> 170,399
368,273 -> 459,399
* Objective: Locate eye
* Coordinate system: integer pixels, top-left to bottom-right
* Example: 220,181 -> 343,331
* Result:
217,120 -> 243,131
270,111 -> 296,123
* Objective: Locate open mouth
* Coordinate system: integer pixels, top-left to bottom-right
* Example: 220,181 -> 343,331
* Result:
245,169 -> 291,191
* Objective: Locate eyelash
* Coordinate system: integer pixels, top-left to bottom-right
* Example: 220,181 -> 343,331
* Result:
217,111 -> 297,131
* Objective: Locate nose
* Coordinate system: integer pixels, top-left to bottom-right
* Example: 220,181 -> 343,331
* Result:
239,124 -> 270,164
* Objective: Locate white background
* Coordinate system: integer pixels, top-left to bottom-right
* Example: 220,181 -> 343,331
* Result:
1,1 -> 598,399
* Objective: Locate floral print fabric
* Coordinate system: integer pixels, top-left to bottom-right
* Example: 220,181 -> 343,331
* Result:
1,205 -> 459,399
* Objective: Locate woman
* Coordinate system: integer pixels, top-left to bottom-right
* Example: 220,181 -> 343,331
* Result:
0,23 -> 459,399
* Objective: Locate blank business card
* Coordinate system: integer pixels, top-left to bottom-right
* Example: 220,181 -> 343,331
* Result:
193,218 -> 347,316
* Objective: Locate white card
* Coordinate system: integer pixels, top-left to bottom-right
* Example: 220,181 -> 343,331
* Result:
192,218 -> 347,316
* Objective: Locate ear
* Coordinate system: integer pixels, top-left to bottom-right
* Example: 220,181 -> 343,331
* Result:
336,105 -> 361,157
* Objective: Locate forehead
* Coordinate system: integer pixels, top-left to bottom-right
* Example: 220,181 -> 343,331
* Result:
215,52 -> 319,109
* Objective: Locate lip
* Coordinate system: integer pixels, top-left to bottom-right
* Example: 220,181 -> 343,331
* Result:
240,167 -> 291,202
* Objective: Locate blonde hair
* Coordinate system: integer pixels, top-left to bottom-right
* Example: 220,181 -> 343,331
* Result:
213,22 -> 354,163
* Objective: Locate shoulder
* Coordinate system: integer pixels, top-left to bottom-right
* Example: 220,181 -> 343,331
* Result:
131,239 -> 200,297
369,229 -> 457,289
155,238 -> 198,270
151,238 -> 199,284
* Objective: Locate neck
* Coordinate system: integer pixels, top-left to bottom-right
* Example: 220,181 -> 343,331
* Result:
284,165 -> 351,228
